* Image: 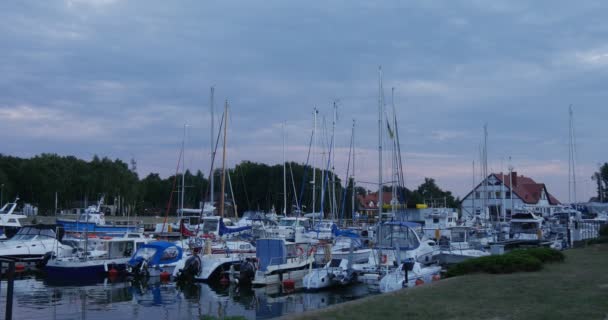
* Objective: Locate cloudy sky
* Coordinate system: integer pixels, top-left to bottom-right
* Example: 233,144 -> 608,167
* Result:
1,0 -> 606,202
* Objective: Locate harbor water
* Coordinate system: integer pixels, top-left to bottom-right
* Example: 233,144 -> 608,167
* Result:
0,273 -> 374,320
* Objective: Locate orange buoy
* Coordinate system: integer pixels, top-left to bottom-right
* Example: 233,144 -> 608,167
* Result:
160,271 -> 171,282
415,278 -> 425,286
15,264 -> 26,272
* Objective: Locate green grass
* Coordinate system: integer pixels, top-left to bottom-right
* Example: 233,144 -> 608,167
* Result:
291,244 -> 608,320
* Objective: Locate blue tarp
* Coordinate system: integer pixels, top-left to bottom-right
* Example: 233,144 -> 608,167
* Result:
218,218 -> 252,236
256,239 -> 286,272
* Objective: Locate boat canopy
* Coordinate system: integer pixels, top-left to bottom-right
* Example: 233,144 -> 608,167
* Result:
128,241 -> 183,266
256,239 -> 287,272
376,221 -> 421,250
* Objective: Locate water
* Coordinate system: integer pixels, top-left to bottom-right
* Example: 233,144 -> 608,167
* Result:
0,274 -> 374,320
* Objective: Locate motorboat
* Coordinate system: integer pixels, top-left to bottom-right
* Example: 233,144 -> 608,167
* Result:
268,217 -> 310,242
422,208 -> 458,239
378,259 -> 441,293
250,238 -> 315,287
173,240 -> 256,282
0,197 -> 27,240
127,241 -> 186,278
302,258 -> 357,290
0,224 -> 73,266
434,227 -> 490,265
45,234 -> 148,278
56,197 -> 142,235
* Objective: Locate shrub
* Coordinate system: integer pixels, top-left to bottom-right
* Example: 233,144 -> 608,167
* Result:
445,248 -> 564,277
599,224 -> 608,237
509,248 -> 565,263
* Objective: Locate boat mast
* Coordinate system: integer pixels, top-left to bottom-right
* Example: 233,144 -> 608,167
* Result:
180,124 -> 187,219
331,101 -> 337,221
352,119 -> 356,221
312,108 -> 318,217
210,87 -> 215,207
568,104 -> 577,203
283,121 -> 287,215
220,100 -> 229,218
377,66 -> 384,219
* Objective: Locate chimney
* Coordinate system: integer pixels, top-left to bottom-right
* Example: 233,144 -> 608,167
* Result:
511,171 -> 518,187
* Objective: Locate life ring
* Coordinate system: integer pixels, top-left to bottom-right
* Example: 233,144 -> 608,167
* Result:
308,247 -> 317,256
381,254 -> 388,264
297,247 -> 305,256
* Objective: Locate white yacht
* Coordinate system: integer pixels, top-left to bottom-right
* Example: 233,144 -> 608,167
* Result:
0,225 -> 73,265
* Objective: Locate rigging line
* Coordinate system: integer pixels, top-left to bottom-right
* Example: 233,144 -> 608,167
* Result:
319,136 -> 334,218
288,161 -> 300,213
162,142 -> 184,232
298,129 -> 315,214
194,110 -> 225,235
339,124 -> 354,224
238,165 -> 252,211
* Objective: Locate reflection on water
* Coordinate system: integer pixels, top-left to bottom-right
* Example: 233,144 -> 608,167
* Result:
0,273 -> 373,320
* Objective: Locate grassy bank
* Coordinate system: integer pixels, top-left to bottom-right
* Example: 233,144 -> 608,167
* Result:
292,244 -> 608,320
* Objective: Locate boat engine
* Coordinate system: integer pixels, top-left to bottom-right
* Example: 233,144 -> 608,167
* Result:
237,258 -> 257,285
36,251 -> 54,268
176,255 -> 201,282
128,257 -> 149,278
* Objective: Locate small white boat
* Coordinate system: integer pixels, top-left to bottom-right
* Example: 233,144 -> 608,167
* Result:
46,235 -> 148,279
379,260 -> 442,293
313,237 -> 371,264
303,258 -> 357,290
173,240 -> 256,282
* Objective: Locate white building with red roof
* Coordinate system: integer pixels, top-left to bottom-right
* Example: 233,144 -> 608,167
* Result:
461,171 -> 561,223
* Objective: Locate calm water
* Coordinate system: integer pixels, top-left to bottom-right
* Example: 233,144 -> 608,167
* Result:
0,273 -> 373,320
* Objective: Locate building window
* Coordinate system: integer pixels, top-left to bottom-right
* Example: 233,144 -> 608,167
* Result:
475,191 -> 480,199
505,191 -> 511,198
489,192 -> 494,199
433,218 -> 439,223
496,191 -> 501,199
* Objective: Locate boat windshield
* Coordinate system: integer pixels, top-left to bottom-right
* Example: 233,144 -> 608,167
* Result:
10,227 -> 56,241
279,219 -> 296,227
202,220 -> 218,234
133,247 -> 157,260
377,224 -> 420,249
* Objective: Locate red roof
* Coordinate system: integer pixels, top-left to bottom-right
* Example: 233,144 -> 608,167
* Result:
357,192 -> 393,210
493,172 -> 560,205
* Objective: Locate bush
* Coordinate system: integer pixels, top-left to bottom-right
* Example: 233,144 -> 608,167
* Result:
445,248 -> 565,277
599,224 -> 608,237
509,247 -> 565,263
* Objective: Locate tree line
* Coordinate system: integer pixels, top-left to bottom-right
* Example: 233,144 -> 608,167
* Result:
592,162 -> 608,202
0,153 -> 459,217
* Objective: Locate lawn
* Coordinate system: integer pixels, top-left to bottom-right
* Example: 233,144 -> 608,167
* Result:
291,244 -> 608,320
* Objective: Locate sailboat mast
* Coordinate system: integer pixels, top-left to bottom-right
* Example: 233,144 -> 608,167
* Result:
220,101 -> 229,218
378,66 -> 384,219
283,121 -> 287,215
210,87 -> 215,207
331,102 -> 337,220
312,108 -> 318,215
180,124 -> 187,218
568,105 -> 577,203
351,119 -> 356,220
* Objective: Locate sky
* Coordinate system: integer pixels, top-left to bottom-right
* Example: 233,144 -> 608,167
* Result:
1,0 -> 607,202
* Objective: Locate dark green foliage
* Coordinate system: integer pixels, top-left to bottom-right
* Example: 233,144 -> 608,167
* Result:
599,224 -> 608,237
446,248 -> 565,277
200,316 -> 247,320
509,247 -> 565,263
